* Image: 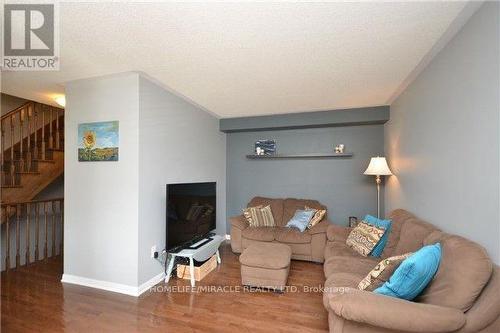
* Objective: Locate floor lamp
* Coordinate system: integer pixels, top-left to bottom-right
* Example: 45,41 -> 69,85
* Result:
364,157 -> 393,218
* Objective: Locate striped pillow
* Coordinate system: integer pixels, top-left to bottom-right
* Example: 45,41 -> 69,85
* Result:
243,205 -> 275,227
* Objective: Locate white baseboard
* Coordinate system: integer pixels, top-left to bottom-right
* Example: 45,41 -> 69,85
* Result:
62,272 -> 165,297
137,272 -> 165,296
225,234 -> 231,240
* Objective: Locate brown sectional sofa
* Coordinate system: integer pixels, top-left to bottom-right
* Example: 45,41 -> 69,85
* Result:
323,209 -> 500,333
230,199 -> 500,332
230,196 -> 330,263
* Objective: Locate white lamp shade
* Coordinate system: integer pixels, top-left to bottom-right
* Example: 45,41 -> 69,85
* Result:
364,157 -> 393,176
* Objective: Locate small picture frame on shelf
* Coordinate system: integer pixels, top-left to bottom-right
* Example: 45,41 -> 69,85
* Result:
255,140 -> 276,155
348,216 -> 358,228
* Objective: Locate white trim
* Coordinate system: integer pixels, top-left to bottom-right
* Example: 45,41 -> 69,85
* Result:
61,272 -> 165,297
137,272 -> 165,296
225,234 -> 231,240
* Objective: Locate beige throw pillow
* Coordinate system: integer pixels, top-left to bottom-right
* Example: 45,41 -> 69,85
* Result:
305,206 -> 326,229
346,221 -> 386,257
243,205 -> 276,227
358,253 -> 413,291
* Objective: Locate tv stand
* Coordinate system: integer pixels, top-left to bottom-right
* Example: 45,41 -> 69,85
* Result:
164,234 -> 224,287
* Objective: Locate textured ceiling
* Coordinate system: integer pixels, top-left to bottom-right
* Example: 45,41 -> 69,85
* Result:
1,2 -> 474,117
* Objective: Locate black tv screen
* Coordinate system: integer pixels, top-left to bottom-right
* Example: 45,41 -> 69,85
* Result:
166,182 -> 216,251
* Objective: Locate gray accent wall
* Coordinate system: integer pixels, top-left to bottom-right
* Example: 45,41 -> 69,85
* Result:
226,125 -> 385,230
138,76 -> 226,285
385,2 -> 500,263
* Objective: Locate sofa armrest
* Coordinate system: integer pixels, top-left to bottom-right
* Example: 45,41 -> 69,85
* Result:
326,289 -> 465,333
326,224 -> 352,242
230,215 -> 249,230
308,219 -> 330,235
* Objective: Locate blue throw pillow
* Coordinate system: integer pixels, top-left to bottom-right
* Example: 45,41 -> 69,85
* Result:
364,215 -> 392,257
286,209 -> 316,232
374,243 -> 441,300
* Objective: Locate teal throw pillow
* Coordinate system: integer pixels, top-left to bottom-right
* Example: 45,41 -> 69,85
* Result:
374,243 -> 441,300
364,215 -> 392,257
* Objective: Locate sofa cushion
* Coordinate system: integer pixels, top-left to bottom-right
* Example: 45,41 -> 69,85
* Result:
418,232 -> 493,312
282,198 -> 326,226
285,209 -> 315,232
248,197 -> 284,226
324,242 -> 360,261
324,255 -> 378,278
363,215 -> 392,257
323,272 -> 364,309
305,206 -> 327,229
275,227 -> 312,244
393,216 -> 438,256
241,226 -> 277,242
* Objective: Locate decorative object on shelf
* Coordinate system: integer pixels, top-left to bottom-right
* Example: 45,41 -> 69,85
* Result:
335,144 -> 345,154
349,216 -> 358,228
255,139 -> 276,155
78,121 -> 119,162
364,156 -> 393,218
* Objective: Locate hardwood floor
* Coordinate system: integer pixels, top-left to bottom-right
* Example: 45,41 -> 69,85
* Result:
1,242 -> 329,332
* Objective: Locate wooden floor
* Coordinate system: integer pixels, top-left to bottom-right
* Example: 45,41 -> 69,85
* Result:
1,242 -> 329,332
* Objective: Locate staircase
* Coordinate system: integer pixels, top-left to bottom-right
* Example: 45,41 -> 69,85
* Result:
1,102 -> 64,271
1,102 -> 64,204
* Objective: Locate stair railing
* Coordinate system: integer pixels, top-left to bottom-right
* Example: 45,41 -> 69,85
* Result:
1,102 -> 64,187
1,198 -> 64,271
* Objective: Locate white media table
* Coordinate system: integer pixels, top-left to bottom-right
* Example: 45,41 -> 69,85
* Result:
164,234 -> 224,287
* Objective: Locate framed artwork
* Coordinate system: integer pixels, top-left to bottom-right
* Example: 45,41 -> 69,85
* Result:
254,140 -> 276,155
78,121 -> 119,162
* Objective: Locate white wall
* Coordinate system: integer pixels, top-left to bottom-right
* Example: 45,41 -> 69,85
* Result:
385,2 -> 500,263
63,72 -> 226,292
138,76 -> 226,285
64,73 -> 140,287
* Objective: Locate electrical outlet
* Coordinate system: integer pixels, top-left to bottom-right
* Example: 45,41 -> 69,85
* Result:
151,245 -> 157,258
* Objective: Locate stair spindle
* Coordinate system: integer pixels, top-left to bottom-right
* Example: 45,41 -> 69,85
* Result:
16,204 -> 21,268
1,119 -> 5,185
33,104 -> 39,160
35,203 -> 40,261
55,109 -> 60,150
5,206 -> 11,271
26,203 -> 30,265
60,200 -> 64,256
19,109 -> 24,172
52,201 -> 56,257
44,202 -> 48,260
26,105 -> 32,172
10,116 -> 15,186
48,107 -> 53,149
41,106 -> 46,160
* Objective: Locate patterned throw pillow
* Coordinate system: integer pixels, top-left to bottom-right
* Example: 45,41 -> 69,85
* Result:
243,205 -> 276,227
305,206 -> 327,229
358,253 -> 413,291
346,221 -> 386,256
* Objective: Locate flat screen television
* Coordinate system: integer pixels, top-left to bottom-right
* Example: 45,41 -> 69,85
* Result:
166,182 -> 216,252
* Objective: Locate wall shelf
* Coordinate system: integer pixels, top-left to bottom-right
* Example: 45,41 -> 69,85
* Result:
246,153 -> 353,159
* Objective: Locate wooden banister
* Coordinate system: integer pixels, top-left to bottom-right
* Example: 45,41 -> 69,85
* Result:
1,198 -> 63,271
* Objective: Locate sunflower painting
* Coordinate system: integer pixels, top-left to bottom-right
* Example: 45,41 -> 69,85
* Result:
78,121 -> 119,161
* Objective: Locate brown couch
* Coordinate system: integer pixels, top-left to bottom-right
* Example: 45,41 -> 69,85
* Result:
323,209 -> 500,333
230,196 -> 330,263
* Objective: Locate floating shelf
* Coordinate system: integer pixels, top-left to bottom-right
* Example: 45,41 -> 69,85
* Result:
246,153 -> 353,159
